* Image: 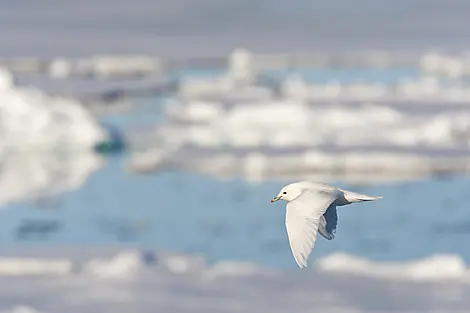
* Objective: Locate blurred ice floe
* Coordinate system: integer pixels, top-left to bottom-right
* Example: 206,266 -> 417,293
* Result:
317,253 -> 470,283
0,68 -> 106,151
0,68 -> 108,205
127,96 -> 470,183
112,49 -> 470,184
161,100 -> 470,149
0,249 -> 468,312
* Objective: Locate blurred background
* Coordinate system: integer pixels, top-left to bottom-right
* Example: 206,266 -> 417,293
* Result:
0,0 -> 470,312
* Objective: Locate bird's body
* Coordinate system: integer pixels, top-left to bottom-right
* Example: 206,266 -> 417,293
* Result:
271,181 -> 382,268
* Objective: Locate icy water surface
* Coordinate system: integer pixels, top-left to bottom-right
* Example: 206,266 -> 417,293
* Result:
0,155 -> 468,269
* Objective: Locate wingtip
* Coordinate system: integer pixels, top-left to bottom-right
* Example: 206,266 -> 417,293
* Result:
296,260 -> 308,268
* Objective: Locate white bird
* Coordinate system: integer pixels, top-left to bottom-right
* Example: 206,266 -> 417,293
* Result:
271,181 -> 382,268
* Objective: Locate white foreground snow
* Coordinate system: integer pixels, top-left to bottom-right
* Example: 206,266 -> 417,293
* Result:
0,249 -> 467,313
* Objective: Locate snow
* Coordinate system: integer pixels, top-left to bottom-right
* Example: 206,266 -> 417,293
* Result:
150,98 -> 470,149
125,84 -> 470,183
45,56 -> 164,79
84,251 -> 143,279
0,68 -> 107,205
0,68 -> 106,151
0,257 -> 72,276
0,249 -> 467,312
317,253 -> 469,283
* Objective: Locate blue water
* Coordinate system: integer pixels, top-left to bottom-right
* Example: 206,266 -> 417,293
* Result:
166,67 -> 421,85
0,153 -> 469,269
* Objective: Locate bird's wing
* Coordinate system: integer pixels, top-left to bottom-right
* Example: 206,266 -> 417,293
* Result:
285,189 -> 339,268
318,204 -> 338,240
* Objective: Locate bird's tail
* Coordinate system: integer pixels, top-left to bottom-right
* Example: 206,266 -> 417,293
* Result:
340,190 -> 383,203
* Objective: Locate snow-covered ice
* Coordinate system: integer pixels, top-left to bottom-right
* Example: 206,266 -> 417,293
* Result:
0,249 -> 466,312
127,95 -> 470,184
0,68 -> 106,151
160,100 -> 470,149
0,68 -> 108,205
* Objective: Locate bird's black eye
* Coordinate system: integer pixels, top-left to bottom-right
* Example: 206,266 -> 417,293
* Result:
283,192 -> 287,194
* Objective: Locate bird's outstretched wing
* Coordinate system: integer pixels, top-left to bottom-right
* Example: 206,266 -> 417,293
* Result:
285,189 -> 339,268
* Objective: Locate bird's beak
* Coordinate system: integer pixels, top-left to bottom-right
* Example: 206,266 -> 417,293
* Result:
271,196 -> 280,203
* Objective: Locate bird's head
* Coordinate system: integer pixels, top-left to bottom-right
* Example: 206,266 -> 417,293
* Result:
271,183 -> 303,203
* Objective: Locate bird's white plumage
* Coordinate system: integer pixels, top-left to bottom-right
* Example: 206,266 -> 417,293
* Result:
272,181 -> 382,268
285,188 -> 340,268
